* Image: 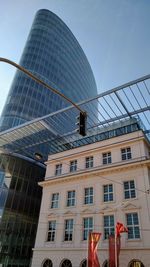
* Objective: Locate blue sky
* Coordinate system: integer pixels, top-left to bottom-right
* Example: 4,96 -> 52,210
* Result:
0,0 -> 150,115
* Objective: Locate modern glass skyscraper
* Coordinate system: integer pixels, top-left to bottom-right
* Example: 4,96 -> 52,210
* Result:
0,153 -> 45,267
0,9 -> 97,131
0,9 -> 97,267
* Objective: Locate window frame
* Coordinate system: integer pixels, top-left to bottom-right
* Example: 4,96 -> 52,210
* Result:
103,215 -> 115,239
83,217 -> 93,241
84,187 -> 93,205
103,184 -> 113,202
67,190 -> 76,207
47,220 -> 56,242
102,152 -> 112,165
55,163 -> 62,175
85,156 -> 93,169
51,193 -> 59,209
42,259 -> 53,267
64,219 -> 74,241
70,160 -> 77,172
123,180 -> 136,199
121,147 -> 132,161
126,212 -> 140,239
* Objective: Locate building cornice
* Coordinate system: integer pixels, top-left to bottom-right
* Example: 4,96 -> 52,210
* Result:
46,132 -> 145,164
39,158 -> 150,187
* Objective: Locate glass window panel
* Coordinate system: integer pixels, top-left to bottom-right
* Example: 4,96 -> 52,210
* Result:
124,180 -> 136,199
126,213 -> 140,239
83,217 -> 93,240
103,184 -> 113,202
84,187 -> 93,204
104,215 -> 114,239
51,193 -> 59,208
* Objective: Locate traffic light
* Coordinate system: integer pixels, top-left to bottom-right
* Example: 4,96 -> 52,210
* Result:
76,112 -> 87,136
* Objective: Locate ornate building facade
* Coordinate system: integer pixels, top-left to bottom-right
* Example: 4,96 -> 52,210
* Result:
32,120 -> 150,267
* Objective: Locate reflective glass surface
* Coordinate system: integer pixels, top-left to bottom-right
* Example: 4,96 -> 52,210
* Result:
0,154 -> 45,266
0,9 -> 97,134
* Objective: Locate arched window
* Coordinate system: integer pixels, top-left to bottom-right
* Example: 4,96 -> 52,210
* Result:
61,259 -> 72,267
80,259 -> 87,267
42,259 -> 53,267
103,260 -> 109,267
128,260 -> 145,267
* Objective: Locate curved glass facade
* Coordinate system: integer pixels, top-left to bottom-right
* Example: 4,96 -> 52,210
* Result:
0,9 -> 97,266
0,9 -> 97,131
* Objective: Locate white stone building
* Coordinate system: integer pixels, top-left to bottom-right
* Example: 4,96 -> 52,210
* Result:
31,119 -> 150,267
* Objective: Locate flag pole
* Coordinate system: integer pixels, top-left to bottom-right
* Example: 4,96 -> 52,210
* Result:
115,233 -> 118,267
87,232 -> 90,267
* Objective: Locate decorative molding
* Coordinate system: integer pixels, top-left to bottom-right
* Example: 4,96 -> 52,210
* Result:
101,205 -> 117,213
64,210 -> 75,216
121,201 -> 141,210
48,212 -> 59,218
81,208 -> 94,214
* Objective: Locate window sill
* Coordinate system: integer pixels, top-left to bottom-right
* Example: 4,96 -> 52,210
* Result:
83,203 -> 94,207
126,238 -> 141,242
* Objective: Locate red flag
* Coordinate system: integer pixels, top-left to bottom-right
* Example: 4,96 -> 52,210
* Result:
109,235 -> 120,267
116,222 -> 128,237
109,235 -> 115,267
88,232 -> 101,267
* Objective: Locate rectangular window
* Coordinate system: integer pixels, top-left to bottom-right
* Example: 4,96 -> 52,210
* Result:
67,190 -> 76,207
70,160 -> 77,172
103,184 -> 113,202
121,147 -> 132,161
55,164 -> 62,175
83,217 -> 93,240
47,220 -> 56,242
124,180 -> 136,199
51,193 -> 59,209
85,156 -> 93,169
103,152 -> 112,165
126,213 -> 140,239
64,219 -> 73,241
84,187 -> 93,204
104,215 -> 114,239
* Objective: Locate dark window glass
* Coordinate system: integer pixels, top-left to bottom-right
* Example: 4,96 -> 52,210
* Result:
103,184 -> 113,202
64,219 -> 73,241
84,187 -> 93,204
47,221 -> 56,242
121,147 -> 132,160
85,157 -> 93,168
126,213 -> 140,239
104,215 -> 114,239
124,180 -> 136,199
83,217 -> 93,240
103,152 -> 112,165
